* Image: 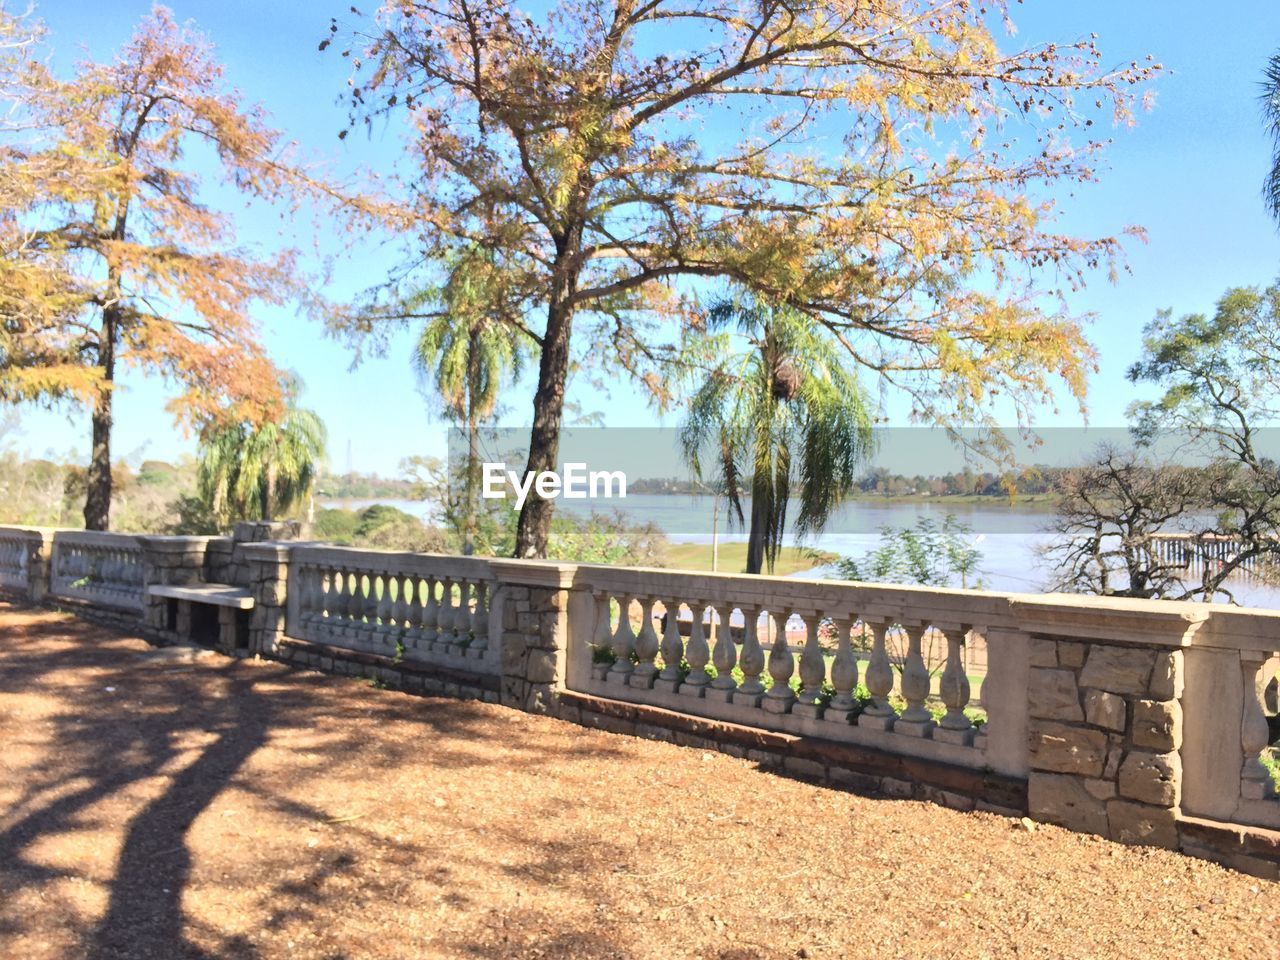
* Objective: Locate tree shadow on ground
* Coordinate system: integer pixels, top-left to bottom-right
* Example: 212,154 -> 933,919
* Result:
0,604 -> 638,960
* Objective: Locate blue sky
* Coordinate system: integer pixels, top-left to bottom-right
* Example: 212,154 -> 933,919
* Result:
15,1 -> 1280,476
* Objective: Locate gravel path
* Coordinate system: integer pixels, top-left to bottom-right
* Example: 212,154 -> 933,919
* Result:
0,604 -> 1275,960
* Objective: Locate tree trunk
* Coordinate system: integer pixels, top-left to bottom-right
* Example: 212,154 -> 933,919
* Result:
745,489 -> 770,575
262,463 -> 277,522
514,239 -> 581,559
463,331 -> 481,556
83,308 -> 117,531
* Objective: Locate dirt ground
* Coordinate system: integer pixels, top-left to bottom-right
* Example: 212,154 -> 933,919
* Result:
0,604 -> 1275,960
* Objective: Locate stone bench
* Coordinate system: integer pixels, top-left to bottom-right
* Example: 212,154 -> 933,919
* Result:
148,584 -> 254,654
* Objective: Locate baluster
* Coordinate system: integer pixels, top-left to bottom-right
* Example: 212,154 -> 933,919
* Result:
1241,651 -> 1277,800
733,607 -> 766,707
360,573 -> 379,643
437,577 -> 456,649
423,576 -> 439,644
349,571 -> 368,638
860,620 -> 896,730
405,574 -> 425,647
376,574 -> 394,640
825,617 -> 859,725
318,566 -> 336,622
679,602 -> 711,696
608,595 -> 636,682
934,626 -> 974,745
591,592 -> 614,680
470,581 -> 490,654
102,552 -> 118,592
654,601 -> 684,693
708,602 -> 738,702
455,579 -> 475,647
793,612 -> 827,718
337,570 -> 358,640
390,574 -> 409,646
299,566 -> 316,625
763,609 -> 795,714
630,597 -> 660,688
896,623 -> 934,737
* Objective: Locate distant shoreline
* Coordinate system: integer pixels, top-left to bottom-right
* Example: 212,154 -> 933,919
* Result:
317,491 -> 1062,508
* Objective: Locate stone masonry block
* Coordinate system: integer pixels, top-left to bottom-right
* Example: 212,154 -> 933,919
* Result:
524,683 -> 556,715
1029,668 -> 1083,722
1029,638 -> 1058,668
1083,778 -> 1116,801
1056,641 -> 1087,669
1028,772 -> 1109,835
1118,750 -> 1180,807
1147,650 -> 1184,701
1108,800 -> 1179,850
1078,646 -> 1156,697
537,612 -> 564,649
525,649 -> 559,684
1083,689 -> 1126,732
502,634 -> 528,671
1131,698 -> 1183,751
1028,720 -> 1107,776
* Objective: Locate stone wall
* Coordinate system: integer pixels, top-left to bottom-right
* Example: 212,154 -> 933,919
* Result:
490,560 -> 577,715
2,524 -> 1277,880
1027,637 -> 1185,849
244,542 -> 289,658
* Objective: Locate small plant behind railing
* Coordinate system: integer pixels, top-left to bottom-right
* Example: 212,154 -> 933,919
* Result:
588,600 -> 986,725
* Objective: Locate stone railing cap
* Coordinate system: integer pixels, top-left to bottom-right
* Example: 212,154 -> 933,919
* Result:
239,541 -> 295,560
486,558 -> 581,588
135,535 -> 217,549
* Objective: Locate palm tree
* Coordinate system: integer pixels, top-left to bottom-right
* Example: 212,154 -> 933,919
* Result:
198,395 -> 327,526
413,247 -> 529,554
680,296 -> 875,574
1264,52 -> 1280,223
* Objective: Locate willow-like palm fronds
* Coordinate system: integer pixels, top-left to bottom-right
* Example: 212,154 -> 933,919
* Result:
198,402 -> 327,526
1264,52 -> 1280,224
412,246 -> 532,553
680,295 -> 875,574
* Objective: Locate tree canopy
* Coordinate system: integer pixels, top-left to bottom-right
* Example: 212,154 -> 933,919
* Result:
333,0 -> 1158,557
0,7 -> 364,528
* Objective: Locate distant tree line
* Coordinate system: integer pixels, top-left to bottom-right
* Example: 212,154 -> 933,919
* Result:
627,466 -> 1065,499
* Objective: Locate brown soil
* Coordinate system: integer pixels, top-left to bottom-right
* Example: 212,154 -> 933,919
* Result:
0,603 -> 1274,960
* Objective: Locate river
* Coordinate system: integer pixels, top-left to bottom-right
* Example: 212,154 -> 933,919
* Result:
318,494 -> 1280,607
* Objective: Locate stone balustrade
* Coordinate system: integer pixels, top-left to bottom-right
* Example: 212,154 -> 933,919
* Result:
568,568 -> 1024,775
0,527 -> 50,599
49,531 -> 146,612
0,525 -> 1276,877
285,545 -> 499,675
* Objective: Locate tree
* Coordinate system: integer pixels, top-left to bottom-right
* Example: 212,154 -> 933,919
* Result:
1045,284 -> 1280,601
1042,447 -> 1211,599
838,514 -> 984,589
1125,283 -> 1280,599
680,295 -> 873,574
0,8 -> 354,529
1263,51 -> 1280,223
336,0 -> 1157,557
198,398 -> 328,527
412,247 -> 531,554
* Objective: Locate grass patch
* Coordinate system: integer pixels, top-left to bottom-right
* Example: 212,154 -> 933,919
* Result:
664,542 -> 837,575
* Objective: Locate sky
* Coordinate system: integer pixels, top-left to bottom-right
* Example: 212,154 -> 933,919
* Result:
14,0 -> 1280,477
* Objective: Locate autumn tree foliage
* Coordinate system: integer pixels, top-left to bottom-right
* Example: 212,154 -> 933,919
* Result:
337,0 -> 1158,557
0,7 -> 352,530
